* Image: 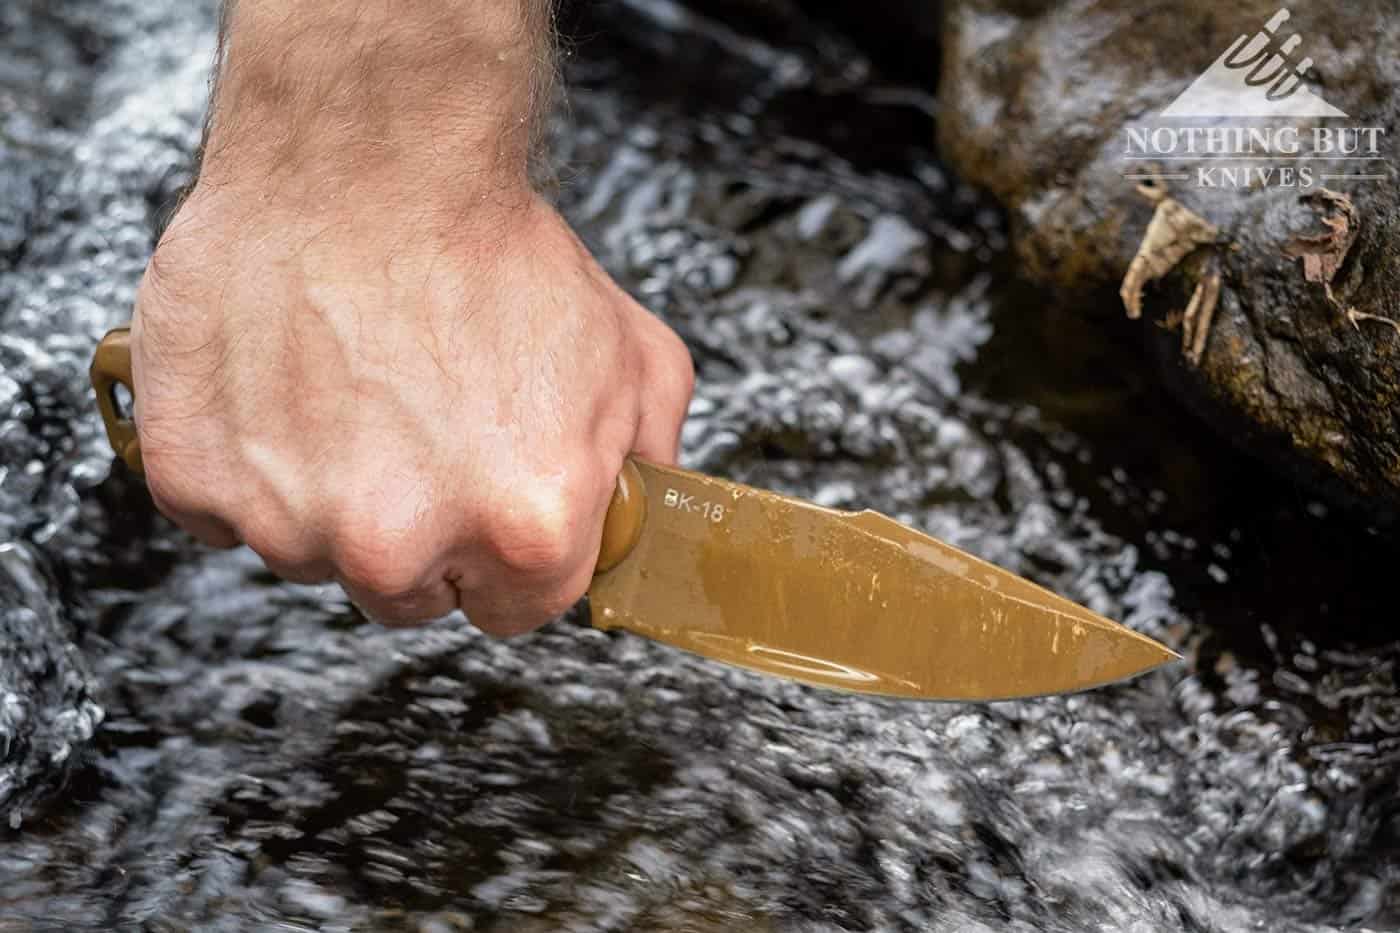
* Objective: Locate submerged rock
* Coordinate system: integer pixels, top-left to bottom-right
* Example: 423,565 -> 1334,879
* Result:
939,0 -> 1400,516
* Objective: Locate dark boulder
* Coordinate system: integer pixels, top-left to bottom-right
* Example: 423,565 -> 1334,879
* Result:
939,0 -> 1400,515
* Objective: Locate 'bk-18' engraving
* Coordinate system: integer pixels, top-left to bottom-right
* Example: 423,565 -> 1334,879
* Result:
664,488 -> 726,523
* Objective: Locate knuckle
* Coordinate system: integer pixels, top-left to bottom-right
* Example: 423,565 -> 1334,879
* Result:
484,478 -> 589,578
331,519 -> 429,599
489,521 -> 573,579
238,518 -> 313,572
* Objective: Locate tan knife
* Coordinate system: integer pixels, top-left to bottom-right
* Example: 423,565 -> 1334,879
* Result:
92,327 -> 1177,701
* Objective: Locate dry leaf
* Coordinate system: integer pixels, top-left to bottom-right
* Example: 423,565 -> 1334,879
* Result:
1182,266 -> 1222,366
1280,189 -> 1400,333
1283,188 -> 1358,287
1121,183 -> 1221,320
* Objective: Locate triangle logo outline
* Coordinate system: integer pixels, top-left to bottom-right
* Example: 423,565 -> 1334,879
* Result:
1160,8 -> 1348,118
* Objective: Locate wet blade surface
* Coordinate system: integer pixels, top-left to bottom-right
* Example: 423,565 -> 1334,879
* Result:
589,461 -> 1178,701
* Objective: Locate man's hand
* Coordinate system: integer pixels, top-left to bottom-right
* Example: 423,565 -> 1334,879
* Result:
130,0 -> 694,634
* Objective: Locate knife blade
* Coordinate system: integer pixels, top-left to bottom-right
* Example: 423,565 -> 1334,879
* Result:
591,459 -> 1178,701
92,327 -> 1178,701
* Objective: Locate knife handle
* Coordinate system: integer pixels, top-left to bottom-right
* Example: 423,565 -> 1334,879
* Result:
90,327 -> 649,573
91,326 -> 143,474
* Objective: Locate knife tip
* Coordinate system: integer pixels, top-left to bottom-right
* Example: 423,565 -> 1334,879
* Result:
1107,625 -> 1183,686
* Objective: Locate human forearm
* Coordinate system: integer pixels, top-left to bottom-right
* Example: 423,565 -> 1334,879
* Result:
198,0 -> 555,201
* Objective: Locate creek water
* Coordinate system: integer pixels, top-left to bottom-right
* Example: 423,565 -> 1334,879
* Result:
2,1 -> 1399,930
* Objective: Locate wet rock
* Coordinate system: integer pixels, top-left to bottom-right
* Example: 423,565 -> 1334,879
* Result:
0,544 -> 102,824
939,0 -> 1400,516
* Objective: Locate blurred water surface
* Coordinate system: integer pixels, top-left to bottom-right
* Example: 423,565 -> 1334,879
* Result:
2,1 -> 1399,929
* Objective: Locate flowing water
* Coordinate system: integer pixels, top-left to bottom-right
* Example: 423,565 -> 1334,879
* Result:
3,1 -> 1400,929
